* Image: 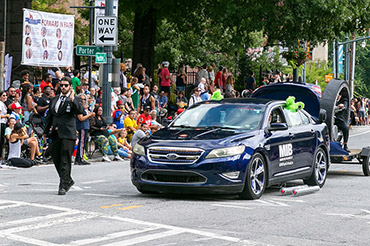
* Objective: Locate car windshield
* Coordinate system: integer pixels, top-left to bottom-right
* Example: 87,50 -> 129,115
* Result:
171,103 -> 264,130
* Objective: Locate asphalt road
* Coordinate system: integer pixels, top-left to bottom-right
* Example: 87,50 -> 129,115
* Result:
1,126 -> 370,246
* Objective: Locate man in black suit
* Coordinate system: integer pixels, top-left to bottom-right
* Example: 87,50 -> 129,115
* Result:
44,77 -> 83,195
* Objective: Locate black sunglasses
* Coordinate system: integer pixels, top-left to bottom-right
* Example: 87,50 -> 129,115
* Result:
60,84 -> 69,87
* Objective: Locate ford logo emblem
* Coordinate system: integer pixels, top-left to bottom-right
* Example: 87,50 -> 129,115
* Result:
166,153 -> 179,160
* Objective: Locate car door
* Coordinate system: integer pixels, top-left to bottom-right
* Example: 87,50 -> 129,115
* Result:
263,106 -> 293,178
283,108 -> 315,170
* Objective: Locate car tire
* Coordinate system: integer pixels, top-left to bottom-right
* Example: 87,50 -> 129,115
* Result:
239,153 -> 266,200
304,148 -> 328,187
362,157 -> 370,176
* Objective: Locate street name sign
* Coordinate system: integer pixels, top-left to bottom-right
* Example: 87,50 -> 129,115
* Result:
95,53 -> 107,64
76,45 -> 103,56
95,16 -> 118,46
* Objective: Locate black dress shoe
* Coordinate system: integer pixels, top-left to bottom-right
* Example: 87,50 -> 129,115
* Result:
81,160 -> 91,165
65,180 -> 74,192
58,188 -> 66,195
344,145 -> 351,153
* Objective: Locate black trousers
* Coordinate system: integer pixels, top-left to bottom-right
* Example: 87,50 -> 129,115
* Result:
335,119 -> 349,143
50,135 -> 75,189
0,123 -> 6,158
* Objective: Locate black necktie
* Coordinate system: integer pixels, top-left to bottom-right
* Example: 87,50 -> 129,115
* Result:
56,96 -> 66,113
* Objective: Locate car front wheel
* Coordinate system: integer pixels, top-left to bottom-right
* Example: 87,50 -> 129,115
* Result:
239,153 -> 266,200
304,148 -> 328,187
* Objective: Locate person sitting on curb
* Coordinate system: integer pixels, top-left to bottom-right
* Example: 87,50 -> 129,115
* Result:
131,123 -> 149,148
90,106 -> 124,162
124,110 -> 138,142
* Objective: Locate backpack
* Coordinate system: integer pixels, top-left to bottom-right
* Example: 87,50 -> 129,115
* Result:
8,158 -> 35,168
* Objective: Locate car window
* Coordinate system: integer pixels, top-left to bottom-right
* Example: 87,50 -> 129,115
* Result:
172,103 -> 264,130
284,108 -> 303,127
267,107 -> 286,125
299,111 -> 311,125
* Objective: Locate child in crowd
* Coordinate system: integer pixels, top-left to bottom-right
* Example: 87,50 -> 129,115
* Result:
4,117 -> 16,141
10,103 -> 23,124
117,128 -> 132,151
106,124 -> 130,159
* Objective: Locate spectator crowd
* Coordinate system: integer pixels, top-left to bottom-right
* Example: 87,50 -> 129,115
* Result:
0,61 -> 347,167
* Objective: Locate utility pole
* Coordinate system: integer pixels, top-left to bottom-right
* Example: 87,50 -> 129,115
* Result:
337,34 -> 370,98
101,0 -> 114,123
0,0 -> 7,91
70,1 -> 103,88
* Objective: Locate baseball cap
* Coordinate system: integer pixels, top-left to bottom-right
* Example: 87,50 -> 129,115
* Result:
145,106 -> 151,110
11,102 -> 22,110
117,100 -> 123,105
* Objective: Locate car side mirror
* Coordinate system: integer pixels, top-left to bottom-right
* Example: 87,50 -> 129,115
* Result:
319,109 -> 327,123
267,123 -> 288,132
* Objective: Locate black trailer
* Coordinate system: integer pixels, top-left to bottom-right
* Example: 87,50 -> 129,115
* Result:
252,79 -> 370,176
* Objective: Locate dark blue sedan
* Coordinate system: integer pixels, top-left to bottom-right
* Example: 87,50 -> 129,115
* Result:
131,98 -> 330,199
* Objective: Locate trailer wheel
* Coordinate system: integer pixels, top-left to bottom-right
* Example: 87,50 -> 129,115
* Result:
362,157 -> 370,176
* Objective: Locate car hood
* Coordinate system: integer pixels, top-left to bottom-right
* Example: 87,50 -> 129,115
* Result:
140,128 -> 259,149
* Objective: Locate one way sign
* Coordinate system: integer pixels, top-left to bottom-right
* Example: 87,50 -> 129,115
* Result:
95,16 -> 118,46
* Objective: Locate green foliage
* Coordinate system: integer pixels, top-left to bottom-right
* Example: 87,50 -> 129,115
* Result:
355,43 -> 370,97
32,0 -> 58,11
305,61 -> 332,91
32,0 -> 89,45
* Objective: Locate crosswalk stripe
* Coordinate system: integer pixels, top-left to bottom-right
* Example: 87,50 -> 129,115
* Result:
68,228 -> 158,246
0,204 -> 24,210
103,229 -> 184,246
0,211 -> 80,228
0,233 -> 60,246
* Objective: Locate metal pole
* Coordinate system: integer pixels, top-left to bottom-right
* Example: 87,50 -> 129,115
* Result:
102,0 -> 113,123
335,40 -> 339,79
0,0 -> 6,91
350,42 -> 356,98
344,34 -> 348,81
88,0 -> 93,89
3,0 -> 6,43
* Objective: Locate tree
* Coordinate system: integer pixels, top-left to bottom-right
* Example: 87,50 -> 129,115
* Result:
118,0 -> 370,81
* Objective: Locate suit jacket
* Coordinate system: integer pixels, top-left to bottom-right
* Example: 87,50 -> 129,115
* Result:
44,94 -> 83,140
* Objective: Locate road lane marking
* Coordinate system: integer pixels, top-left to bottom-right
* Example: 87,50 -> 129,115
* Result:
325,213 -> 356,218
272,198 -> 305,203
101,216 -> 270,245
83,193 -> 120,198
350,129 -> 370,137
81,180 -> 107,185
71,186 -> 83,191
103,229 -> 185,246
212,204 -> 252,209
100,204 -> 123,208
116,205 -> 143,210
0,199 -> 272,246
0,204 -> 24,210
68,228 -> 158,246
0,211 -> 80,228
0,233 -> 60,246
0,213 -> 98,234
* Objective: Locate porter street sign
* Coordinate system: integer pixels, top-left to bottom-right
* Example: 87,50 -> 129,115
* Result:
76,45 -> 103,56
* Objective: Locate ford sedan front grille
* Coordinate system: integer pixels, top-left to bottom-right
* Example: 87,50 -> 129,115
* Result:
148,147 -> 204,164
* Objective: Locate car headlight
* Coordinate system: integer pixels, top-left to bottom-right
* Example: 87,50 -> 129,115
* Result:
133,143 -> 145,156
205,146 -> 245,159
